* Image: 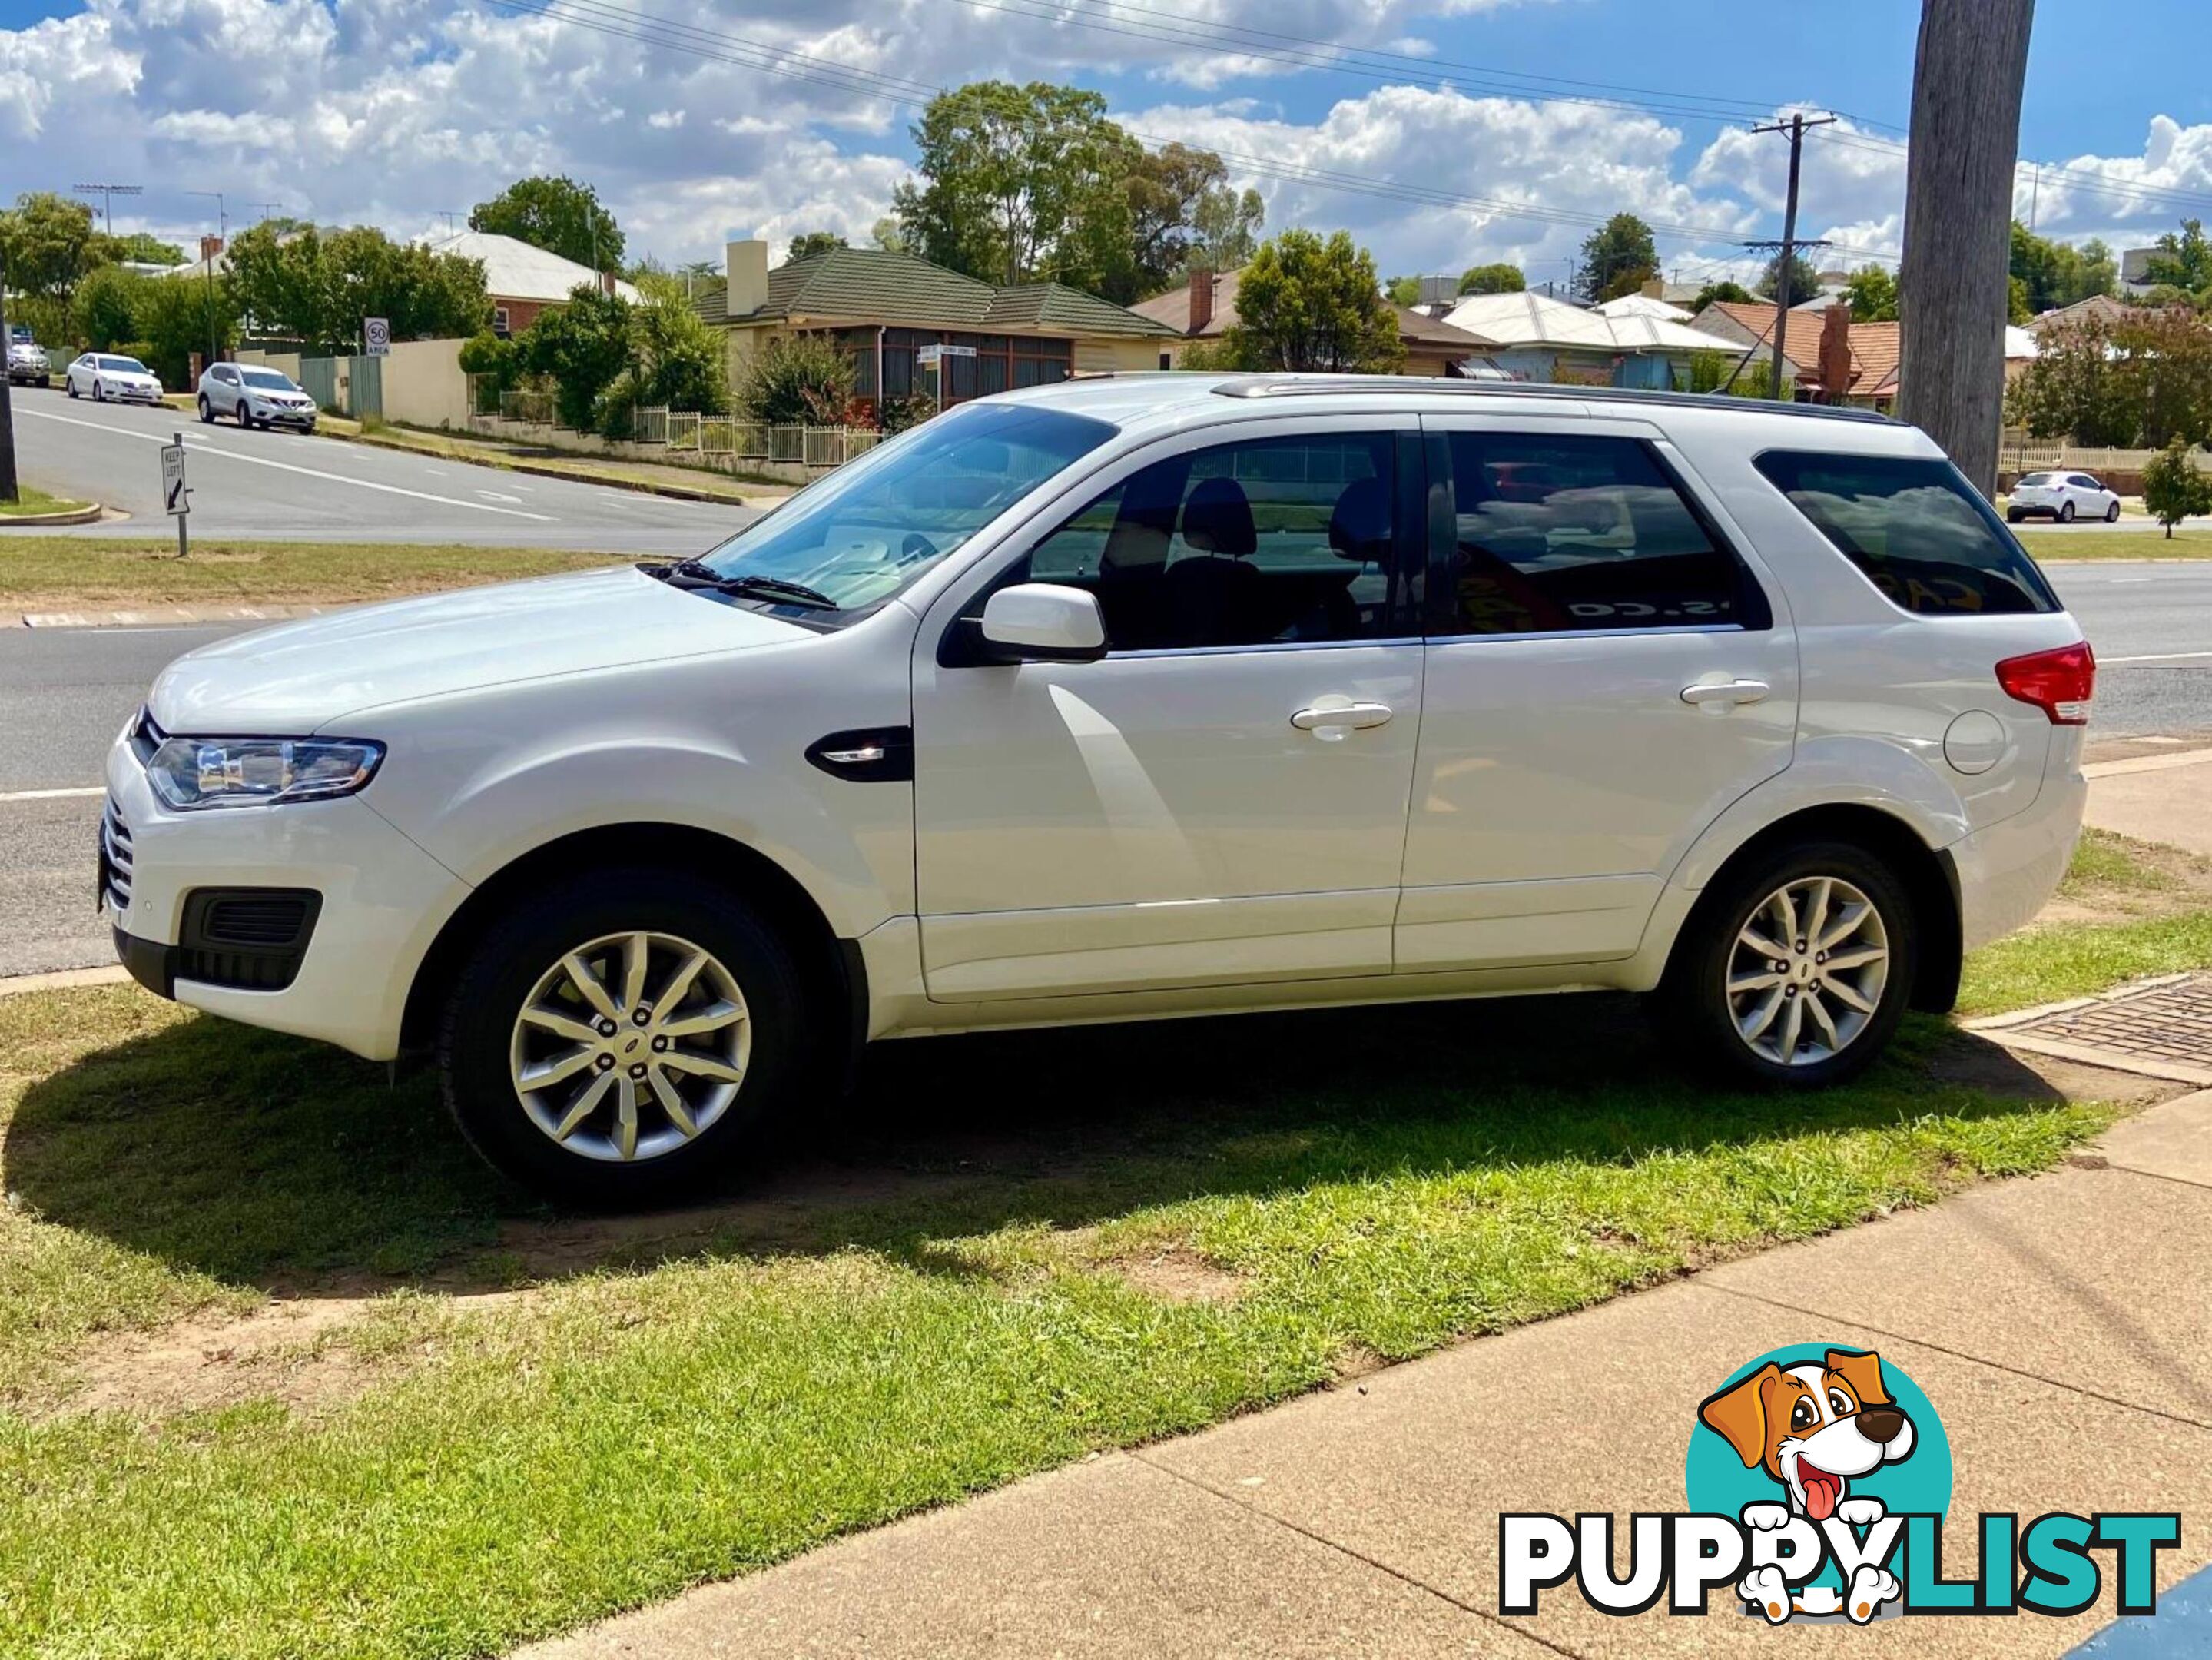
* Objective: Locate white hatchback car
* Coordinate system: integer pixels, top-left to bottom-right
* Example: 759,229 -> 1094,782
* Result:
104,377 -> 2093,1202
2007,470 -> 2121,524
65,351 -> 165,405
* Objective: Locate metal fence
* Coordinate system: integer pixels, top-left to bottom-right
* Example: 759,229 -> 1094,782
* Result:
635,407 -> 881,466
499,387 -> 557,426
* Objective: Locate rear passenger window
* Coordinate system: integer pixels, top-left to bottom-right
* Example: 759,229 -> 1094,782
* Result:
1755,451 -> 2060,616
1436,433 -> 1758,636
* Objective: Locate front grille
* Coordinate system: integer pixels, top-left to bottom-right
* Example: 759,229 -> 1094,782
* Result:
128,707 -> 164,765
197,894 -> 313,948
100,798 -> 134,913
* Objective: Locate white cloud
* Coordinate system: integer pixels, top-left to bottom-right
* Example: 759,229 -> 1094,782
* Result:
2,0 -> 2207,287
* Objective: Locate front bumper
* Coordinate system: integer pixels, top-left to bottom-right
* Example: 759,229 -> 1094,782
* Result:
251,406 -> 317,428
103,739 -> 471,1060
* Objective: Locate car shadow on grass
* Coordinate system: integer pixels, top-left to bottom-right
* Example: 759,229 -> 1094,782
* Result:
6,990 -> 2069,1297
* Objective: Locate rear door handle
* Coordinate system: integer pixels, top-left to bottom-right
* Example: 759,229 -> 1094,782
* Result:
1292,699 -> 1394,738
1680,678 -> 1772,712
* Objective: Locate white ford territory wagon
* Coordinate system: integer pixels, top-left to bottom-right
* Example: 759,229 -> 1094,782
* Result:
104,376 -> 2094,1202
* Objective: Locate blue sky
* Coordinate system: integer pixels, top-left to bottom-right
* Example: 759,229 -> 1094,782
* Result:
3,0 -> 2207,281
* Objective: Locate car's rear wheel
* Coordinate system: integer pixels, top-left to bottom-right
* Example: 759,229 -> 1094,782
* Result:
2005,508 -> 2023,523
2059,500 -> 2076,523
2106,500 -> 2121,523
1658,840 -> 1916,1089
439,868 -> 812,1205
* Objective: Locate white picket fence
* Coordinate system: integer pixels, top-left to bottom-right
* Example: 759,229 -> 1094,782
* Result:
2002,432 -> 2212,474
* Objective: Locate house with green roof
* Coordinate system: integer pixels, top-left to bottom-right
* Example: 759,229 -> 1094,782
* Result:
697,241 -> 1179,414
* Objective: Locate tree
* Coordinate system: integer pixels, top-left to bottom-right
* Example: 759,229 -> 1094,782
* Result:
2005,307 -> 2212,448
224,224 -> 488,353
1844,265 -> 1899,322
134,274 -> 237,389
1457,262 -> 1524,296
517,285 -> 633,431
469,175 -> 624,271
628,269 -> 728,413
1106,142 -> 1233,302
735,334 -> 856,425
1219,230 -> 1404,374
2009,221 -> 2116,316
0,192 -> 110,314
1690,279 -> 1756,310
2141,218 -> 2212,297
2005,317 -> 2138,445
114,232 -> 185,266
892,81 -> 1140,288
2141,439 -> 2212,537
785,231 -> 847,261
869,217 -> 908,254
1758,250 -> 1822,304
1576,214 -> 1657,303
74,264 -> 142,350
1897,0 -> 2035,496
1187,183 -> 1265,274
1385,275 -> 1422,308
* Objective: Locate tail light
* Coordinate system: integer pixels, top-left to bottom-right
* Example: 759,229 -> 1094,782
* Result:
1996,641 -> 2095,725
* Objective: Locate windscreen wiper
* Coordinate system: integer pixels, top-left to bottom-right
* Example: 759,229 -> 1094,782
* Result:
703,573 -> 841,611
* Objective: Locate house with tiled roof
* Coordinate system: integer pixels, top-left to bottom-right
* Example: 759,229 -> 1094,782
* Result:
1690,300 -> 1902,409
1130,266 -> 1502,377
695,241 -> 1176,412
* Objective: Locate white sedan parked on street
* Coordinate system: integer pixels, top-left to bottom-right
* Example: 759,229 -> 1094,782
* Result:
65,353 -> 166,406
2007,470 -> 2121,524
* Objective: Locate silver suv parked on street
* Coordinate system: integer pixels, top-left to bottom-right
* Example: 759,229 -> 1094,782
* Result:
197,363 -> 319,430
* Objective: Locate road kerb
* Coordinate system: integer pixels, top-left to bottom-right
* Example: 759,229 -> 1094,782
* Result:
18,603 -> 336,629
0,964 -> 131,998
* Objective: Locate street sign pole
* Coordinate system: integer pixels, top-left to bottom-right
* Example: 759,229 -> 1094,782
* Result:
162,432 -> 190,558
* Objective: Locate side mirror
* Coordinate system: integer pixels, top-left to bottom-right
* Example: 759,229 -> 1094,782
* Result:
977,583 -> 1107,663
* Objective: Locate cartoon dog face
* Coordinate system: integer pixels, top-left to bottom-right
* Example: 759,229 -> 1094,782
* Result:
1699,1349 -> 1915,1521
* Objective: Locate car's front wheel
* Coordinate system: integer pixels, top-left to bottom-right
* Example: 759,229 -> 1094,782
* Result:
197,396 -> 214,423
65,377 -> 78,399
2106,500 -> 2121,523
439,868 -> 813,1204
1659,840 -> 1916,1089
92,380 -> 105,402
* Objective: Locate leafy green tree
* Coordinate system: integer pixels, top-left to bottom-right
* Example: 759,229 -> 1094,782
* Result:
224,224 -> 486,353
1576,214 -> 1657,303
1843,265 -> 1899,322
2141,439 -> 2212,537
1108,141 -> 1235,302
1757,250 -> 1822,304
892,81 -> 1140,287
2008,274 -> 2032,325
1457,262 -> 1524,296
2007,307 -> 2212,447
785,231 -> 847,261
74,264 -> 142,350
1385,275 -> 1422,308
0,192 -> 111,314
456,330 -> 522,413
1219,230 -> 1404,374
1690,279 -> 1756,310
869,217 -> 908,254
2008,221 -> 2116,316
517,285 -> 633,430
735,334 -> 856,424
2141,218 -> 2212,297
1186,183 -> 1264,274
628,270 -> 728,412
114,232 -> 185,266
134,274 -> 237,388
469,175 -> 624,271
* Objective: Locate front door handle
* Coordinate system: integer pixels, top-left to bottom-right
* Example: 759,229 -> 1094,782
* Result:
1680,677 -> 1771,713
1292,699 -> 1394,739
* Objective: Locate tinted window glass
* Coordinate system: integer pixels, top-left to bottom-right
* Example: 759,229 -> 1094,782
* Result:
1023,433 -> 1401,650
1755,451 -> 2060,616
2018,472 -> 2054,486
241,369 -> 295,390
100,356 -> 148,373
1437,433 -> 1753,636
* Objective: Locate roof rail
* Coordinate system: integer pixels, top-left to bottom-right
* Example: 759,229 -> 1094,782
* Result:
1206,375 -> 1899,426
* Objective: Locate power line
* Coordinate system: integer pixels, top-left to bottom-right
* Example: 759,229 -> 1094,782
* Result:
1747,113 -> 1836,400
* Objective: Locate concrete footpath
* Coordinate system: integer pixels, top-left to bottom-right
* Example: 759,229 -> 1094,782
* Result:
521,1088 -> 2212,1660
2086,744 -> 2212,858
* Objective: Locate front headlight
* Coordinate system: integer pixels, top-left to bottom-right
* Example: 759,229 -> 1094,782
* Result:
146,735 -> 385,810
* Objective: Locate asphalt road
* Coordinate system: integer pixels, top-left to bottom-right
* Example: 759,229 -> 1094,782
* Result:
3,560 -> 2207,978
4,385 -> 750,553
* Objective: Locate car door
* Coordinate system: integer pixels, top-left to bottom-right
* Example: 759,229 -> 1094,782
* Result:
217,367 -> 240,415
1397,416 -> 1799,971
910,417 -> 1425,1003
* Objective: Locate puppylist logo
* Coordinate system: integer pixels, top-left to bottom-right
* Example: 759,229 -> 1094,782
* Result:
1500,1346 -> 2180,1625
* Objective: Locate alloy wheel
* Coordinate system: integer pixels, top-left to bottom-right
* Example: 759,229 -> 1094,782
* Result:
1724,876 -> 1890,1067
508,929 -> 751,1164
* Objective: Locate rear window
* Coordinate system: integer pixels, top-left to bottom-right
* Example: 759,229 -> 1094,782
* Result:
1754,451 -> 2060,616
2017,472 -> 2054,486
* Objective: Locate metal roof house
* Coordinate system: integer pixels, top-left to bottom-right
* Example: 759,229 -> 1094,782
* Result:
1440,290 -> 1745,388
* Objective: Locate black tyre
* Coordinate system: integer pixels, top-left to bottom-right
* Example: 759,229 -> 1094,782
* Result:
65,378 -> 78,399
197,396 -> 214,423
2106,500 -> 2121,523
2059,500 -> 2076,523
92,380 -> 105,402
439,868 -> 814,1205
2005,509 -> 2022,524
1657,839 -> 1917,1090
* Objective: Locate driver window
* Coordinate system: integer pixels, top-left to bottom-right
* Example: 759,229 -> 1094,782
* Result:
1022,432 -> 1401,651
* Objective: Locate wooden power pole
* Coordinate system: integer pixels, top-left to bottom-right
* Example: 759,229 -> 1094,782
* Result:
1749,113 -> 1836,400
1897,0 -> 2036,496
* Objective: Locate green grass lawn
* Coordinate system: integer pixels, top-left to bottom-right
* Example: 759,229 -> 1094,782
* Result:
0,485 -> 91,518
2016,526 -> 2212,559
0,875 -> 2175,1656
0,536 -> 616,609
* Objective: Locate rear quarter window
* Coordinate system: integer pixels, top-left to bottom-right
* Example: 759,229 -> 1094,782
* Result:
1753,451 -> 2061,616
